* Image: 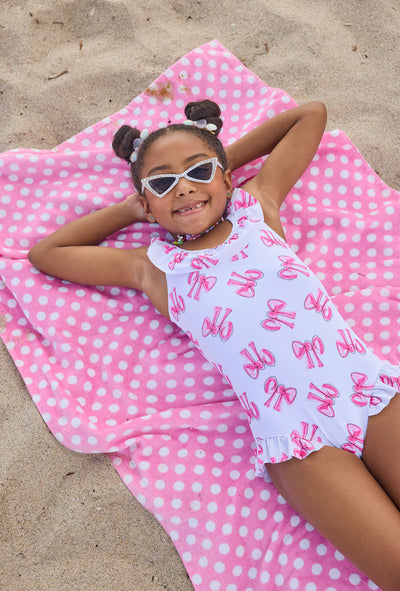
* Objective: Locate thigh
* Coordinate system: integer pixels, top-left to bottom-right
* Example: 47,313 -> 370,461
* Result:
267,446 -> 400,591
363,392 -> 400,508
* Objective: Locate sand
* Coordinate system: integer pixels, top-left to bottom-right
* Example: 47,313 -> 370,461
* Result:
0,1 -> 399,589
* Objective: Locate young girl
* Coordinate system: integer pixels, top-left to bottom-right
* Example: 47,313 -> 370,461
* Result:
28,99 -> 400,590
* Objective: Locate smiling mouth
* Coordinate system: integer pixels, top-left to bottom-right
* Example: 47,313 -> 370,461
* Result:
174,201 -> 207,215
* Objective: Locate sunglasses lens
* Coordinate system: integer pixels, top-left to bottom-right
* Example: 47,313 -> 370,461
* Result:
187,161 -> 214,181
143,159 -> 219,196
148,176 -> 176,195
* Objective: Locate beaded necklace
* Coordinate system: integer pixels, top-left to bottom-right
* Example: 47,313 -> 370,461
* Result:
172,215 -> 225,246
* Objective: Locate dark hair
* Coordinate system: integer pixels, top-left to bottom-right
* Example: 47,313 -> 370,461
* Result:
112,100 -> 228,196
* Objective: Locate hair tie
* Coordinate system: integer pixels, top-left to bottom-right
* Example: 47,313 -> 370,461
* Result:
129,129 -> 150,163
183,119 -> 217,134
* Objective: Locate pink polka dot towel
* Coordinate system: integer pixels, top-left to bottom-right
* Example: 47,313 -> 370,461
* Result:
0,40 -> 398,590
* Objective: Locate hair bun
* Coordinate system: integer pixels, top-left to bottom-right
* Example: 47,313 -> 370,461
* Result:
112,125 -> 141,163
184,100 -> 223,135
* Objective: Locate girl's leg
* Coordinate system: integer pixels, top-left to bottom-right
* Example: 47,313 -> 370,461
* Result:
362,392 -> 400,508
267,446 -> 400,591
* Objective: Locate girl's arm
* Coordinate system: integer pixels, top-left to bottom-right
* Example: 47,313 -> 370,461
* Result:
226,101 -> 327,237
28,194 -> 162,297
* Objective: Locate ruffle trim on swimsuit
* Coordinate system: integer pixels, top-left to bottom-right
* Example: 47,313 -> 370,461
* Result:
369,361 -> 400,417
254,430 -> 326,479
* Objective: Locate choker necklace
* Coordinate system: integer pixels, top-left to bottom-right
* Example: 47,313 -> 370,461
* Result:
173,215 -> 225,246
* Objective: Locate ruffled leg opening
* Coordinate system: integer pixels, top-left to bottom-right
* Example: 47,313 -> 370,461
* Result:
254,430 -> 326,479
368,361 -> 400,418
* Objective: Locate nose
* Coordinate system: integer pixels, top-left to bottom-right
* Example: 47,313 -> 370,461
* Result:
176,176 -> 196,196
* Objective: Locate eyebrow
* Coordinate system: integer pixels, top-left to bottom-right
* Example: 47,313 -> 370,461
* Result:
146,153 -> 210,176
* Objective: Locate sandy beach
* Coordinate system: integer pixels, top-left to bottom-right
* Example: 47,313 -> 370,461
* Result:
1,1 -> 399,590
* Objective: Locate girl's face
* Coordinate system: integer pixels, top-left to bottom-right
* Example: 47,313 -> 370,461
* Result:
139,131 -> 232,239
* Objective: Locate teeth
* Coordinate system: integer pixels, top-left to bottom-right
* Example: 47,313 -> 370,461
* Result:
180,202 -> 204,213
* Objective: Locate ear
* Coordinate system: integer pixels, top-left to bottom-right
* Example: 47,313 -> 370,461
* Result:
223,169 -> 233,199
139,194 -> 155,222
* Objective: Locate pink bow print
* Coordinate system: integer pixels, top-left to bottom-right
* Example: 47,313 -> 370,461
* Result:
188,271 -> 217,300
277,255 -> 310,280
202,307 -> 233,341
186,330 -> 200,349
304,289 -> 332,320
307,382 -> 339,417
234,192 -> 257,210
260,229 -> 287,248
262,298 -> 296,331
240,341 -> 275,379
342,423 -> 364,454
238,391 -> 260,424
190,253 -> 219,270
336,328 -> 366,358
291,422 -> 322,459
292,336 -> 325,369
380,373 -> 400,390
169,287 -> 185,321
264,376 -> 297,412
162,243 -> 176,254
227,269 -> 264,298
211,362 -> 233,387
168,250 -> 188,270
227,233 -> 239,244
351,372 -> 382,407
231,246 -> 249,262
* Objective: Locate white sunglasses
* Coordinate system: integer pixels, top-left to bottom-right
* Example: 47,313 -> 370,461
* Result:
141,157 -> 223,198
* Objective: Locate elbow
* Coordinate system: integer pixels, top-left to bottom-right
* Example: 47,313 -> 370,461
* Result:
313,101 -> 327,125
315,100 -> 326,111
27,246 -> 37,267
28,242 -> 47,272
305,101 -> 327,136
304,100 -> 326,117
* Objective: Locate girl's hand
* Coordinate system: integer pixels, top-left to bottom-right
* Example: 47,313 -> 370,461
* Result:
124,192 -> 148,223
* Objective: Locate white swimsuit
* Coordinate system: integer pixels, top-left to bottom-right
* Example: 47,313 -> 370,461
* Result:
147,188 -> 400,476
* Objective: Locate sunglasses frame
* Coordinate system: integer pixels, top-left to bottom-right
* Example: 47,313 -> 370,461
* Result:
141,157 -> 223,198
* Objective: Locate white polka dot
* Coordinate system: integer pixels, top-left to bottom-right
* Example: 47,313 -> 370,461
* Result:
293,558 -> 304,570
349,573 -> 361,585
311,563 -> 322,575
329,568 -> 341,579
